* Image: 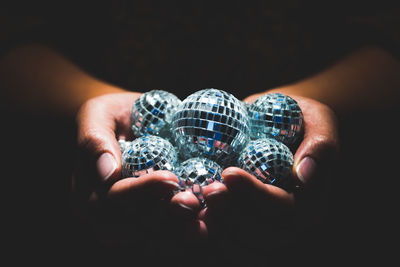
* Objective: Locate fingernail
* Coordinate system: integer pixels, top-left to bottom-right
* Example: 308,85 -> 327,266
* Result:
296,157 -> 317,184
222,168 -> 239,178
96,152 -> 117,181
160,180 -> 180,190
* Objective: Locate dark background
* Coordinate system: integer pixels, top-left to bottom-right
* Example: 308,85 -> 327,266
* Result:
1,1 -> 399,265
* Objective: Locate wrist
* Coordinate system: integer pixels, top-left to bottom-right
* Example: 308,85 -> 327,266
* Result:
84,80 -> 127,101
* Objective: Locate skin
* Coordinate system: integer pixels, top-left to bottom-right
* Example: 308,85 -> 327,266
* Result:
1,44 -> 399,245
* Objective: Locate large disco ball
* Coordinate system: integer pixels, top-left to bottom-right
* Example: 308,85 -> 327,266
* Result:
248,93 -> 303,145
130,90 -> 182,138
238,138 -> 294,189
121,135 -> 178,178
172,88 -> 250,167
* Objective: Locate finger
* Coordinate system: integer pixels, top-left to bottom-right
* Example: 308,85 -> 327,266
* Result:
170,190 -> 201,220
76,93 -> 139,184
292,97 -> 339,186
202,182 -> 229,211
107,170 -> 179,203
222,167 -> 295,207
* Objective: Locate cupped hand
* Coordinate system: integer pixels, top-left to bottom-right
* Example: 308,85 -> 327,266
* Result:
72,92 -> 205,245
199,93 -> 339,249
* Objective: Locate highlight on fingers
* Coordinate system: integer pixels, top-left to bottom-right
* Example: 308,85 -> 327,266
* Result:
221,167 -> 295,206
107,170 -> 180,202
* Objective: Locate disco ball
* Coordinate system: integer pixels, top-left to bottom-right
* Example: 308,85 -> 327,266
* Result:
130,90 -> 182,139
238,138 -> 294,189
175,157 -> 223,205
172,88 -> 250,167
175,157 -> 223,187
121,135 -> 178,178
248,93 -> 303,145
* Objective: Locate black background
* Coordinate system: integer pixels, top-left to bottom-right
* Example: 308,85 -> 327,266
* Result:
2,1 -> 399,265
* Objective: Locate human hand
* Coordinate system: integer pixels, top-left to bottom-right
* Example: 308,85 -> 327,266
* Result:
72,92 -> 206,246
199,94 -> 339,250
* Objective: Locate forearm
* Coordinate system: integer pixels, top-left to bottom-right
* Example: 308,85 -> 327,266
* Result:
250,46 -> 400,114
0,44 -> 125,116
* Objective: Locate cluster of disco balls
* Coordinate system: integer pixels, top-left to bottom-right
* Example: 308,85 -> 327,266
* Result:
120,88 -> 303,200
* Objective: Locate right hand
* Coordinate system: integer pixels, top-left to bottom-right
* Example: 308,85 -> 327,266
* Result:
72,92 -> 205,245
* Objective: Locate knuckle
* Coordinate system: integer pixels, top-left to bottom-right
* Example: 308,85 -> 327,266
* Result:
311,134 -> 340,159
77,127 -> 107,154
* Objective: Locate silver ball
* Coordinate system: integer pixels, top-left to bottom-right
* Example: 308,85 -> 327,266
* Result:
130,90 -> 182,139
175,157 -> 223,187
238,138 -> 294,189
172,88 -> 250,167
121,135 -> 177,178
248,93 -> 304,145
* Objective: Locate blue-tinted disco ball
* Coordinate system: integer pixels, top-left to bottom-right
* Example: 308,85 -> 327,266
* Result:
130,90 -> 182,138
121,135 -> 177,178
172,88 -> 250,167
248,93 -> 303,145
175,157 -> 223,187
238,138 -> 294,189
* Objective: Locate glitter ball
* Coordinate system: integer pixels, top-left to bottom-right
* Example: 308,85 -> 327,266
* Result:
130,90 -> 182,139
121,135 -> 177,178
172,88 -> 250,167
175,157 -> 223,206
175,157 -> 223,187
248,93 -> 303,145
238,138 -> 294,189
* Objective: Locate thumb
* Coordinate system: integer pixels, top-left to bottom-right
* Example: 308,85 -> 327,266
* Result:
292,98 -> 339,186
77,98 -> 123,183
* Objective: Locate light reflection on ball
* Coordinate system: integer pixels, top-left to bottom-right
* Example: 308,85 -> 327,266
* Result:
118,139 -> 131,153
248,93 -> 303,145
121,135 -> 177,178
172,88 -> 250,167
238,138 -> 294,189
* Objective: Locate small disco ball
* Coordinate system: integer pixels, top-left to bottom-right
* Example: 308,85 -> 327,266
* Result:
175,157 -> 223,187
248,93 -> 303,145
238,138 -> 294,189
121,135 -> 177,178
130,90 -> 182,139
175,157 -> 223,206
172,88 -> 250,167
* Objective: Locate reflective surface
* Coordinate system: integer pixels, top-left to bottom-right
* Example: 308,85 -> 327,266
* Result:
238,138 -> 294,189
121,135 -> 177,178
130,90 -> 182,138
172,88 -> 250,167
118,139 -> 131,153
175,157 -> 223,205
175,157 -> 223,187
248,93 -> 303,145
